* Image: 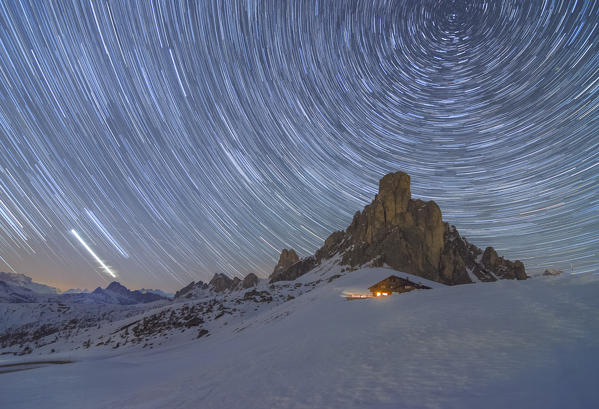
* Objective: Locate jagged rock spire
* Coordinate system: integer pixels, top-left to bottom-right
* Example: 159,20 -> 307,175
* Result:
316,171 -> 526,284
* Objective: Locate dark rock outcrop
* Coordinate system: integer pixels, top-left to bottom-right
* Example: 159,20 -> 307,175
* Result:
269,256 -> 316,283
242,289 -> 273,303
174,281 -> 208,299
272,249 -> 300,276
315,171 -> 527,285
174,282 -> 196,299
241,273 -> 259,288
481,247 -> 527,280
209,273 -> 234,292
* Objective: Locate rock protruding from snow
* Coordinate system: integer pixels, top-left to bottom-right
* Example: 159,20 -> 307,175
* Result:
269,256 -> 316,283
272,249 -> 299,276
269,248 -> 320,283
209,273 -> 234,292
174,281 -> 209,299
241,273 -> 259,288
481,247 -> 527,280
314,171 -> 527,285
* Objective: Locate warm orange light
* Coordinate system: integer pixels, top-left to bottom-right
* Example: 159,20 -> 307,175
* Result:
382,292 -> 388,296
376,292 -> 381,296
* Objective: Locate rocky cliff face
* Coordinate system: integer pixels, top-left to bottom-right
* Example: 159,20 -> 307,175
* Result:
241,273 -> 259,288
272,249 -> 299,276
276,171 -> 526,285
269,255 -> 316,283
174,281 -> 208,299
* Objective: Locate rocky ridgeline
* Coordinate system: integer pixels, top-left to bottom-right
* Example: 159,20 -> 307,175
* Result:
175,273 -> 259,299
270,171 -> 526,285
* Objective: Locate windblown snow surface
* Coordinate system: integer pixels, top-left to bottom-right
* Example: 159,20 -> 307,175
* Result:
1,269 -> 598,409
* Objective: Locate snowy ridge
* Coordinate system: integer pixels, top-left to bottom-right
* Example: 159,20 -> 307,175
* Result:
0,270 -> 597,409
0,259 -> 342,355
0,260 -> 439,356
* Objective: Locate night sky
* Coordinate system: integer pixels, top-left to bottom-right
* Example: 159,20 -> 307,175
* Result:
0,1 -> 597,292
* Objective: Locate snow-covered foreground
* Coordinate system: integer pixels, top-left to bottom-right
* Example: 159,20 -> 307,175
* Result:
1,271 -> 598,409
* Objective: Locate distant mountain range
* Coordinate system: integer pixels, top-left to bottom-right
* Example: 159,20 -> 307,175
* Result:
61,288 -> 91,294
0,272 -> 170,305
137,288 -> 175,298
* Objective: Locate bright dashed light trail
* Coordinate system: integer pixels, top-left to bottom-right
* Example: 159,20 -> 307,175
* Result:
0,1 -> 597,291
70,230 -> 117,279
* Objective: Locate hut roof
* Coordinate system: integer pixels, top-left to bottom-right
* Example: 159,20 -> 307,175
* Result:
368,275 -> 430,291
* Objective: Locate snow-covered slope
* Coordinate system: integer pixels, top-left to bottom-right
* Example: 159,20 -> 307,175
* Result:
0,260 -> 348,355
1,270 -> 597,409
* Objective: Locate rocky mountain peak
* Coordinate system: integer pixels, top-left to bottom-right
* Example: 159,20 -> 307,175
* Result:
209,273 -> 234,292
241,273 -> 259,289
105,281 -> 129,295
376,171 -> 411,215
311,171 -> 527,285
269,248 -> 317,283
272,249 -> 299,276
174,280 -> 208,299
89,281 -> 167,304
315,171 -> 447,282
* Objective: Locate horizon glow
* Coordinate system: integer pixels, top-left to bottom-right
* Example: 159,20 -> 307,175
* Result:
71,229 -> 117,278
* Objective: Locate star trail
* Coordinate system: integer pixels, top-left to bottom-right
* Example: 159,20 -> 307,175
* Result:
0,1 -> 597,291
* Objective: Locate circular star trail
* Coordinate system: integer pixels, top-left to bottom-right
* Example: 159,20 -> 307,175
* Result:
0,0 -> 597,291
